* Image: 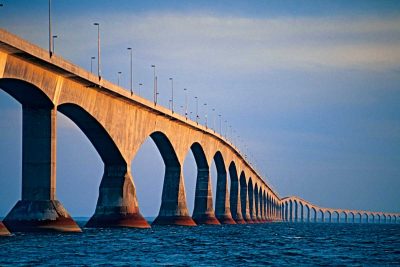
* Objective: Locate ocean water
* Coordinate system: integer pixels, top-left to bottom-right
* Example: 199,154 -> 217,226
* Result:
1,222 -> 400,266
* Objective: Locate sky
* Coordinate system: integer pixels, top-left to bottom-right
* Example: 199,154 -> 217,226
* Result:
0,0 -> 399,217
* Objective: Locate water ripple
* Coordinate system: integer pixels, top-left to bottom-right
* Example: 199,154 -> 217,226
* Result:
0,223 -> 399,265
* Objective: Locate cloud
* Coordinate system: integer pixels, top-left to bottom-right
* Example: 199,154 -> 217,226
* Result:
5,12 -> 400,73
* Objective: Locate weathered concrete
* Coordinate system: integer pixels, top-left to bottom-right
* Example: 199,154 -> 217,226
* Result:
191,143 -> 220,225
214,152 -> 236,224
4,200 -> 81,232
0,221 -> 11,236
86,168 -> 149,228
240,174 -> 252,223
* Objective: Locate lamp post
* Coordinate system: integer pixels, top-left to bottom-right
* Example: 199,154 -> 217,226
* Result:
195,96 -> 199,124
127,47 -> 133,95
151,65 -> 156,104
212,108 -> 216,132
90,56 -> 96,73
169,77 -> 174,113
219,114 -> 222,135
204,103 -> 208,128
117,71 -> 122,86
224,120 -> 228,138
52,35 -> 58,54
93,22 -> 101,80
184,88 -> 188,119
138,83 -> 143,96
48,0 -> 52,57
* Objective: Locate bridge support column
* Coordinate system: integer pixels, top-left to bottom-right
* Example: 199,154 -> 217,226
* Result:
215,171 -> 236,224
241,184 -> 253,223
250,193 -> 258,223
0,222 -> 11,236
152,167 -> 196,226
230,177 -> 245,224
86,165 -> 149,228
192,169 -> 220,225
4,107 -> 81,232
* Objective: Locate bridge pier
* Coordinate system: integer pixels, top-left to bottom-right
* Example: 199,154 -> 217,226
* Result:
192,169 -> 220,225
215,169 -> 236,224
86,165 -> 149,228
152,167 -> 196,226
229,166 -> 245,224
241,179 -> 253,223
0,221 -> 11,236
3,107 -> 80,233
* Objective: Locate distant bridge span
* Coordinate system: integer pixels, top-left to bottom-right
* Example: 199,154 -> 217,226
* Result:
281,196 -> 399,224
0,29 -> 398,234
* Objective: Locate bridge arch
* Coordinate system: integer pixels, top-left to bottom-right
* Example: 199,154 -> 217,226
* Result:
304,204 -> 310,222
249,178 -> 258,222
333,211 -> 339,223
240,173 -> 251,222
0,78 -> 83,232
213,151 -> 234,224
254,183 -> 260,222
362,213 -> 368,223
262,190 -> 267,221
0,78 -> 54,108
312,207 -> 317,222
340,211 -> 348,223
57,103 -> 150,228
188,142 -> 219,225
229,162 -> 244,223
149,131 -> 195,226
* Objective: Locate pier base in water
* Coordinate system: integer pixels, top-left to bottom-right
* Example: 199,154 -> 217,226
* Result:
3,200 -> 81,233
0,221 -> 11,236
86,209 -> 150,229
193,214 -> 221,225
152,215 -> 197,226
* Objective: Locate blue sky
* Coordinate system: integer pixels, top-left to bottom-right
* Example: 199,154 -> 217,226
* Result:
0,0 -> 399,217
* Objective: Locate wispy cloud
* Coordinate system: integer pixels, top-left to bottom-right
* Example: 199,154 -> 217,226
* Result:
5,12 -> 400,73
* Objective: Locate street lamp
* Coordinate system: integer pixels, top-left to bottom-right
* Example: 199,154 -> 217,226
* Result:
151,65 -> 156,104
48,0 -> 52,57
219,114 -> 222,135
90,56 -> 96,73
212,108 -> 216,132
184,88 -> 188,119
138,83 -> 143,96
127,47 -> 133,95
93,22 -> 101,80
224,120 -> 227,138
52,35 -> 58,54
195,96 -> 199,124
204,103 -> 208,128
169,77 -> 174,113
117,71 -> 122,86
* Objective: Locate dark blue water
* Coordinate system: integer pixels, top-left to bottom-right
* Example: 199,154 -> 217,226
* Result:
1,222 -> 400,266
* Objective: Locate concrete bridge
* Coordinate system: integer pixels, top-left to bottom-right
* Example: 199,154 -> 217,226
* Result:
0,28 -> 398,235
281,196 -> 399,224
